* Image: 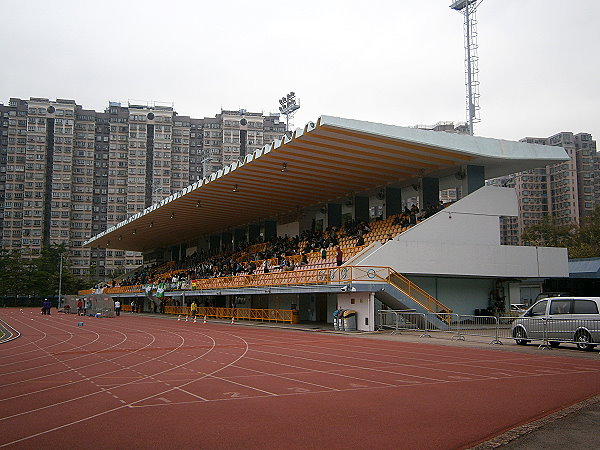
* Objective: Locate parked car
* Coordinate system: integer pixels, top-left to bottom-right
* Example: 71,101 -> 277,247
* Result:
534,292 -> 573,301
511,297 -> 600,350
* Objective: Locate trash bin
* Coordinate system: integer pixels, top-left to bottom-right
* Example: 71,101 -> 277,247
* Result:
291,309 -> 300,324
342,309 -> 357,332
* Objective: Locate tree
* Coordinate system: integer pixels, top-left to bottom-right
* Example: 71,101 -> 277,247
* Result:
569,205 -> 600,258
521,215 -> 576,248
1,244 -> 88,305
522,205 -> 600,258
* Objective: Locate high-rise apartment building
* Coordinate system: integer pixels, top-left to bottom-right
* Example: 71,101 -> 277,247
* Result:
0,97 -> 286,279
487,132 -> 598,245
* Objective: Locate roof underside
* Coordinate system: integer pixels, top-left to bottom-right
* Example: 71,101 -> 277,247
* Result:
85,115 -> 569,252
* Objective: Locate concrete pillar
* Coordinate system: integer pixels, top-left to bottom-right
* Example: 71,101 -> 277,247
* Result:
264,220 -> 277,240
248,224 -> 260,243
327,203 -> 342,228
354,196 -> 369,223
234,228 -> 246,247
385,187 -> 402,217
419,177 -> 440,210
221,232 -> 233,251
209,235 -> 221,253
460,165 -> 485,197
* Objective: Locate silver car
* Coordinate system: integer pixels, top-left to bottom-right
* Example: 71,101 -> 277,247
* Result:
511,297 -> 600,350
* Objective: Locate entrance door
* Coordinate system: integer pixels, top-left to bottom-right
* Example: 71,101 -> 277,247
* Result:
520,287 -> 541,306
316,293 -> 328,322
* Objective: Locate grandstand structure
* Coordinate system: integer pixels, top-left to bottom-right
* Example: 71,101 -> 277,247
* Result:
82,116 -> 570,331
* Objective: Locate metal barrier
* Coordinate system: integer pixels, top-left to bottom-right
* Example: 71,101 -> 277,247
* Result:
378,310 -> 431,337
379,311 -> 600,350
380,311 -> 507,345
163,306 -> 298,323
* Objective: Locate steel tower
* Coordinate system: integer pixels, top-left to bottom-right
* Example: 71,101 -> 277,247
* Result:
450,0 -> 484,136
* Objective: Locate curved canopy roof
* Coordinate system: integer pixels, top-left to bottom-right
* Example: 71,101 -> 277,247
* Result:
84,115 -> 569,252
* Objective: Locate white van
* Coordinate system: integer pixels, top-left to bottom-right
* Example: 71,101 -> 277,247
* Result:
511,297 -> 600,350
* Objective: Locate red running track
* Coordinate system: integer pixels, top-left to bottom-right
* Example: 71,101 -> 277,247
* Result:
0,308 -> 599,449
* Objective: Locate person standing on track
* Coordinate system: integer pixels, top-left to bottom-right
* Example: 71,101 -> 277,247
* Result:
131,300 -> 136,313
77,299 -> 83,316
190,300 -> 198,318
114,300 -> 121,316
42,298 -> 52,315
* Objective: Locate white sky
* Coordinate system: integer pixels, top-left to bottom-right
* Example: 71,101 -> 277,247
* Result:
1,0 -> 598,142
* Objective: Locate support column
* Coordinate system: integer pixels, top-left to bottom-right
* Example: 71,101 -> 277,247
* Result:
419,177 -> 440,210
209,235 -> 221,254
385,187 -> 402,217
169,245 -> 180,262
460,164 -> 485,197
234,228 -> 246,247
264,220 -> 277,240
327,203 -> 342,228
354,196 -> 369,223
221,232 -> 233,252
248,224 -> 260,243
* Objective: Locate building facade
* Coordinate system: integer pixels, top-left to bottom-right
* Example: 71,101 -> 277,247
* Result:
0,97 -> 286,279
487,132 -> 598,245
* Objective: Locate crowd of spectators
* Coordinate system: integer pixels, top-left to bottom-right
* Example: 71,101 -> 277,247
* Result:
105,203 -> 448,291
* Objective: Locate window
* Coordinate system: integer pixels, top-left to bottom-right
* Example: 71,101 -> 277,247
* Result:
530,300 -> 547,316
573,300 -> 599,314
549,299 -> 571,315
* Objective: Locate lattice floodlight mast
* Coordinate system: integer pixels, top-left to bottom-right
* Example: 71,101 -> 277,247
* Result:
278,92 -> 300,132
450,0 -> 483,136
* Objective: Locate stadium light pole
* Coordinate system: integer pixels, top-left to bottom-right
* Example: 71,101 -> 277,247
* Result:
450,0 -> 484,136
278,92 -> 300,132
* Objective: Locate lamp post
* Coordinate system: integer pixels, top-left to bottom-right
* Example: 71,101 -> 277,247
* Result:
278,92 -> 300,132
58,253 -> 63,310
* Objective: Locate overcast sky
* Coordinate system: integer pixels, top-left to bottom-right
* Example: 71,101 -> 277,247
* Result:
1,0 -> 598,142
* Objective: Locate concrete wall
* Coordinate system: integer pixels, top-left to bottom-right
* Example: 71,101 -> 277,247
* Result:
277,221 -> 300,238
357,186 -> 569,279
360,241 -> 568,278
337,292 -> 375,331
406,276 -> 495,315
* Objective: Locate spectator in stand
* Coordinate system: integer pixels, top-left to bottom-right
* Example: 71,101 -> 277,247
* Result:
357,235 -> 365,246
300,254 -> 308,266
336,246 -> 343,266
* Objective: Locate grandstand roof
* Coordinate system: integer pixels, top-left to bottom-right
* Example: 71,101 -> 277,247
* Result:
84,115 -> 569,252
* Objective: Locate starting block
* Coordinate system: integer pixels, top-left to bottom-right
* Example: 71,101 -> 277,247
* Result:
77,322 -> 84,327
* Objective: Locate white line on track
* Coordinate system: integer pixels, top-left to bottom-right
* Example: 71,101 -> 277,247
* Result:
0,312 -> 80,356
0,320 -> 252,447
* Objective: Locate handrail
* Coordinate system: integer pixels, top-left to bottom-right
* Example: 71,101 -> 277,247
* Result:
386,270 -> 452,315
